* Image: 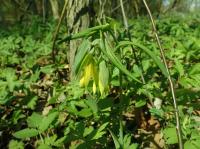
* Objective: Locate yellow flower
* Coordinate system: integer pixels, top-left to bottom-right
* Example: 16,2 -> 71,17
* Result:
84,63 -> 93,86
79,76 -> 85,87
98,78 -> 104,96
93,82 -> 97,94
79,62 -> 95,87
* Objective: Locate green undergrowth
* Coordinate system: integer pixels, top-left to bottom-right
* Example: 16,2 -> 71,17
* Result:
0,15 -> 200,149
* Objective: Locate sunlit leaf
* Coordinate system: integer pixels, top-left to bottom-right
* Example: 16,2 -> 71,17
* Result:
13,128 -> 39,139
73,39 -> 91,75
163,127 -> 178,144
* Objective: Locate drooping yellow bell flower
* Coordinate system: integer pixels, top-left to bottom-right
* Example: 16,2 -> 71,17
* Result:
79,61 -> 96,89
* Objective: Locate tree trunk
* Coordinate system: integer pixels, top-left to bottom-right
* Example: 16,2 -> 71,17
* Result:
49,0 -> 59,20
65,0 -> 90,77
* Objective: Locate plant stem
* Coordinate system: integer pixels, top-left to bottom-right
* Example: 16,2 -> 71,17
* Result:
119,0 -> 145,84
142,0 -> 183,149
52,0 -> 68,62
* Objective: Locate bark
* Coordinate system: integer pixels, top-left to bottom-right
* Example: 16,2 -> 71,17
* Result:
65,0 -> 90,77
49,0 -> 59,20
35,0 -> 43,16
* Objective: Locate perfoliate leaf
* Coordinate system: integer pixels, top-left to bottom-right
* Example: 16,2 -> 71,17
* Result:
99,61 -> 109,95
99,37 -> 141,83
73,39 -> 91,75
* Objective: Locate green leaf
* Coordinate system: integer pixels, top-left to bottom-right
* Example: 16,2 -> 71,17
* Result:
59,24 -> 110,42
135,99 -> 146,108
72,39 -> 91,75
119,120 -> 123,145
163,127 -> 178,144
13,128 -> 39,139
27,95 -> 38,110
44,135 -> 57,146
149,108 -> 164,118
9,140 -> 24,149
38,144 -> 52,149
127,143 -> 138,149
78,108 -> 93,118
184,140 -> 200,149
11,110 -> 25,124
27,112 -> 43,128
40,65 -> 54,74
174,60 -> 184,77
83,126 -> 94,137
85,98 -> 98,114
99,61 -> 109,87
189,63 -> 200,75
123,134 -> 138,149
87,122 -> 108,140
91,122 -> 108,140
99,37 -> 141,83
116,40 -> 169,78
99,60 -> 109,95
108,129 -> 121,149
39,111 -> 59,132
54,136 -> 67,147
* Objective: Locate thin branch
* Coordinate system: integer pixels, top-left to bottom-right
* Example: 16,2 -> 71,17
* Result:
163,0 -> 180,14
52,0 -> 68,62
42,0 -> 46,23
119,0 -> 145,84
142,0 -> 183,149
111,0 -> 128,13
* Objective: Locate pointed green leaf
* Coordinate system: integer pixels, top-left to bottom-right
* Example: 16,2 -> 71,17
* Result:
13,128 -> 39,139
108,129 -> 121,149
91,122 -> 108,140
116,40 -> 169,78
27,112 -> 43,128
72,39 -> 91,75
59,24 -> 110,42
99,38 -> 141,83
39,111 -> 58,132
99,60 -> 109,94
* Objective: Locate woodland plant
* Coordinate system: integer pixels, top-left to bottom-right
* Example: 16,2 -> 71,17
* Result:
0,11 -> 200,149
